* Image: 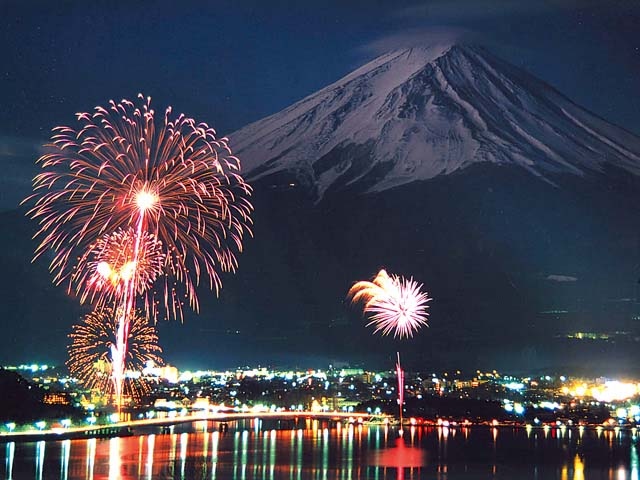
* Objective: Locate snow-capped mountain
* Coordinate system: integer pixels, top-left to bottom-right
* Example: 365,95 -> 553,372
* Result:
230,44 -> 640,199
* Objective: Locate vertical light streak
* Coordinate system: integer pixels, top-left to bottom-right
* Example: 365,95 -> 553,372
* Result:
5,442 -> 14,480
35,441 -> 45,480
261,430 -> 268,478
241,430 -> 249,480
108,437 -> 121,480
137,435 -> 144,478
211,432 -> 219,480
169,433 -> 177,478
180,432 -> 188,480
270,429 -> 277,480
396,352 -> 405,435
322,428 -> 329,479
60,439 -> 70,480
234,431 -> 240,479
86,438 -> 96,480
288,429 -> 295,480
574,454 -> 585,480
146,434 -> 156,480
203,429 -> 210,461
346,424 -> 354,480
296,429 -> 303,480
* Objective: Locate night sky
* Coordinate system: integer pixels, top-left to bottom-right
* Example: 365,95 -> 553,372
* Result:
2,0 -> 640,370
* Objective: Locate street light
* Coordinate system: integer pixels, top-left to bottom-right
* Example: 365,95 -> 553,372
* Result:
5,422 -> 15,433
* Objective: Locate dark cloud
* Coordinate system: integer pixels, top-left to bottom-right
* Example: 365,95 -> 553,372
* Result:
356,26 -> 479,56
546,275 -> 578,283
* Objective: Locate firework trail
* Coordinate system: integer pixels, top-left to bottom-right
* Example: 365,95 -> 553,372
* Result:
396,352 -> 405,432
67,307 -> 163,402
348,269 -> 430,339
26,94 -> 253,409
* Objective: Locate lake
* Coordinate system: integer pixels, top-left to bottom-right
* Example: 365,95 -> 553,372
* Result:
3,420 -> 639,479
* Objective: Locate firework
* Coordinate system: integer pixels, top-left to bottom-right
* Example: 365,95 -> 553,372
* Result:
26,94 -> 253,320
71,227 -> 166,314
348,269 -> 430,339
26,95 -> 252,411
348,269 -> 394,306
67,307 -> 163,401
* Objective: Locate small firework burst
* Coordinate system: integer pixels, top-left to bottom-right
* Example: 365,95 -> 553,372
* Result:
348,269 -> 431,339
66,307 -> 163,402
71,227 -> 165,310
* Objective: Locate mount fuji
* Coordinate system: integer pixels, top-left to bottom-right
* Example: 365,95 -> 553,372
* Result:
2,44 -> 640,371
230,44 -> 640,200
215,43 -> 640,370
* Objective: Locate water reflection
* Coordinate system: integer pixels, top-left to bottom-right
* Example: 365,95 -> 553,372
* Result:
180,432 -> 188,479
84,438 -> 95,480
35,440 -> 44,480
5,441 -> 14,480
108,437 -> 120,480
60,439 -> 70,480
145,434 -> 155,480
4,424 -> 640,479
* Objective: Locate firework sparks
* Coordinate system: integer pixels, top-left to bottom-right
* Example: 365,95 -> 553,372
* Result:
71,227 -> 166,314
348,269 -> 431,339
26,94 -> 253,320
66,307 -> 163,402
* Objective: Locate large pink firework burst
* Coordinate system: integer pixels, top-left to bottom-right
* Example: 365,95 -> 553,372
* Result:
348,269 -> 431,339
25,94 -> 253,321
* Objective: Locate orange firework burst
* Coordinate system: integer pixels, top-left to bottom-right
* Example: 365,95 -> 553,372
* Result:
25,94 -> 253,320
66,307 -> 163,401
348,269 -> 431,339
71,227 -> 166,316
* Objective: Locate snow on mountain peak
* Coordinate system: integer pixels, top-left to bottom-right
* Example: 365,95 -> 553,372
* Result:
229,43 -> 640,199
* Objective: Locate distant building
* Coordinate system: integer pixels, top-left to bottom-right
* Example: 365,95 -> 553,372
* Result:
42,392 -> 71,406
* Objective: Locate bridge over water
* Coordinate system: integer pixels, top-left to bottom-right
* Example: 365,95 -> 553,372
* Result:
0,411 -> 388,443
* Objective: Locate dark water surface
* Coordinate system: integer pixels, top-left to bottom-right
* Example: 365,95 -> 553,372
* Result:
3,420 -> 640,479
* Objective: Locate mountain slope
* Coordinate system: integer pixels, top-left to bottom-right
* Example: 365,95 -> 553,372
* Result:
230,44 -> 640,199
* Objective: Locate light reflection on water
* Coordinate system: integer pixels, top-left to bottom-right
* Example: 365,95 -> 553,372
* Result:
3,423 -> 640,479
